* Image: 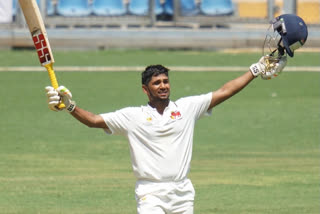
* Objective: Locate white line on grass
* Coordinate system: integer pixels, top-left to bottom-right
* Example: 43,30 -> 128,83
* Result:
0,66 -> 320,72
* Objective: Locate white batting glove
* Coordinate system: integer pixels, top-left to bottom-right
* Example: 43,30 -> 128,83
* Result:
261,56 -> 287,80
249,56 -> 266,77
57,86 -> 76,112
45,86 -> 62,111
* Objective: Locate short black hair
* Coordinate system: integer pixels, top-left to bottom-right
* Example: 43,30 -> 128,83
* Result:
141,65 -> 169,85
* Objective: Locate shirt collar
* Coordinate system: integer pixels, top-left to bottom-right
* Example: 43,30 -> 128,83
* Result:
146,100 -> 176,113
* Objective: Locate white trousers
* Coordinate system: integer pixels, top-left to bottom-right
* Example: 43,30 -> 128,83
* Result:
135,179 -> 195,214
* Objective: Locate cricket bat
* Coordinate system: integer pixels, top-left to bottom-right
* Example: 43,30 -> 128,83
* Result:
19,0 -> 65,109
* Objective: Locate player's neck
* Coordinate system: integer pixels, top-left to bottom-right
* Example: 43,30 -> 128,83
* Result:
148,99 -> 169,115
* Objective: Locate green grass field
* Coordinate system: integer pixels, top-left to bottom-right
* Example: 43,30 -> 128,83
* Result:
0,50 -> 319,214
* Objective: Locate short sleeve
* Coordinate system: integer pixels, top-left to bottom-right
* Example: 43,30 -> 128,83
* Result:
176,92 -> 213,120
100,107 -> 134,136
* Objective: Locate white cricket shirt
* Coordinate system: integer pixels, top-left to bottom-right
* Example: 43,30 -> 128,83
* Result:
100,92 -> 212,182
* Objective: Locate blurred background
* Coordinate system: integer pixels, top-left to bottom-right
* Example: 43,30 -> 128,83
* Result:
0,0 -> 319,50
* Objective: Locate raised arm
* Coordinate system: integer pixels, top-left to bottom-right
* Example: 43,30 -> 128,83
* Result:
209,56 -> 287,110
70,106 -> 108,129
209,71 -> 254,109
45,86 -> 109,129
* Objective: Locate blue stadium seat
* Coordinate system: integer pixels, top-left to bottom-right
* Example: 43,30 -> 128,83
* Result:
200,0 -> 234,16
155,0 -> 164,15
128,0 -> 163,16
180,0 -> 199,16
128,0 -> 149,16
92,0 -> 126,16
36,0 -> 55,16
164,0 -> 173,16
46,0 -> 55,16
57,0 -> 91,17
14,0 -> 54,16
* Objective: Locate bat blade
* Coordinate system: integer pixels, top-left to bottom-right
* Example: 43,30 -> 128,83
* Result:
19,0 -> 54,65
19,0 -> 65,109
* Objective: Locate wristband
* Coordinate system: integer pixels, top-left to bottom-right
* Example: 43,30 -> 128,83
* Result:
250,63 -> 261,77
66,101 -> 76,112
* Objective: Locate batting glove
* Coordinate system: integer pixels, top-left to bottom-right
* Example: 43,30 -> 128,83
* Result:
249,56 -> 266,77
261,56 -> 287,80
57,86 -> 76,112
45,86 -> 62,111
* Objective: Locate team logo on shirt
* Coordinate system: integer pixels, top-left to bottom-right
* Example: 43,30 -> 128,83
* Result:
146,117 -> 152,122
170,111 -> 181,119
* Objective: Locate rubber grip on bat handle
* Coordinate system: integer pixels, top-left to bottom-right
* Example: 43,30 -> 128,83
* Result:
45,63 -> 66,109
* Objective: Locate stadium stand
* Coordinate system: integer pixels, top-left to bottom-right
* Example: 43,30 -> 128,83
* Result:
128,0 -> 163,16
297,0 -> 320,24
180,0 -> 199,16
56,0 -> 91,17
236,0 -> 269,18
200,0 -> 234,16
128,0 -> 149,16
164,0 -> 174,16
46,0 -> 55,16
7,0 -> 320,30
158,0 -> 174,21
3,0 -> 319,50
236,0 -> 320,24
12,0 -> 18,17
155,0 -> 164,16
92,0 -> 126,16
12,0 -> 54,18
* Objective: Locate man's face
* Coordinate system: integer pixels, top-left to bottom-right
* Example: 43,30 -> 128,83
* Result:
142,73 -> 170,102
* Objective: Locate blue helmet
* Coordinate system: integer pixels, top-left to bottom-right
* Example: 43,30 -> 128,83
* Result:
271,14 -> 308,57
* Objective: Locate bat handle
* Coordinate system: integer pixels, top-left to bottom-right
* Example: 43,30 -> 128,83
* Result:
44,63 -> 66,109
